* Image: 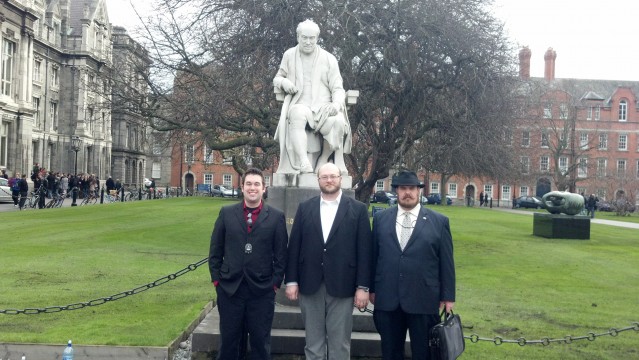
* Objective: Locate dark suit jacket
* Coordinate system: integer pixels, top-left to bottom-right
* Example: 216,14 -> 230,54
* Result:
209,202 -> 288,297
286,194 -> 373,298
371,206 -> 455,314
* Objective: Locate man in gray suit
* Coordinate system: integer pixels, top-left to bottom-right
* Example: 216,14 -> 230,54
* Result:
370,171 -> 456,360
285,163 -> 372,359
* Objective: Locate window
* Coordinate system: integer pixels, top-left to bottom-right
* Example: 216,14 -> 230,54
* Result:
204,174 -> 213,185
0,122 -> 7,167
617,160 -> 626,176
264,176 -> 271,188
185,145 -> 195,163
618,134 -> 628,151
520,156 -> 530,174
1,39 -> 15,96
598,133 -> 607,150
543,104 -> 552,118
51,66 -> 59,87
33,60 -> 41,82
49,102 -> 58,130
521,131 -> 530,147
204,146 -> 214,164
520,186 -> 528,197
375,180 -> 384,191
559,157 -> 568,174
597,158 -> 607,177
223,174 -> 232,186
33,97 -> 41,128
577,187 -> 586,196
559,132 -> 568,148
618,100 -> 627,121
578,158 -> 587,178
559,104 -> 568,119
152,162 -> 161,178
541,132 -> 549,148
152,142 -> 162,155
430,182 -> 440,194
501,185 -> 511,200
594,105 -> 601,121
448,183 -> 457,198
483,185 -> 493,199
636,160 -> 639,179
580,133 -> 588,150
540,156 -> 549,172
503,129 -> 512,145
587,107 -> 592,120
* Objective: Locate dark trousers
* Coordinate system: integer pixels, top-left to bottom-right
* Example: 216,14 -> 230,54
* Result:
18,191 -> 28,209
12,190 -> 19,205
373,307 -> 440,360
216,282 -> 275,360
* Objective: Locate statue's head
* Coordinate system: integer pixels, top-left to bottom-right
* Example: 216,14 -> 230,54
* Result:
296,19 -> 320,55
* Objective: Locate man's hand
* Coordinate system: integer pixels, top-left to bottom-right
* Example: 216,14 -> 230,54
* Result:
329,103 -> 340,116
281,79 -> 298,94
440,301 -> 455,314
354,289 -> 369,309
285,284 -> 299,301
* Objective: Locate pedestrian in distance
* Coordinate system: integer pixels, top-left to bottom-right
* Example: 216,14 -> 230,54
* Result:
18,173 -> 29,210
370,170 -> 456,360
9,172 -> 21,207
285,162 -> 373,360
208,168 -> 288,360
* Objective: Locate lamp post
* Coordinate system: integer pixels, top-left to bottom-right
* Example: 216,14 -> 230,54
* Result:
186,159 -> 193,196
71,136 -> 82,206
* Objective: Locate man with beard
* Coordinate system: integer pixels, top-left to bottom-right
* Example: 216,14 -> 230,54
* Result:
285,163 -> 372,360
370,171 -> 456,360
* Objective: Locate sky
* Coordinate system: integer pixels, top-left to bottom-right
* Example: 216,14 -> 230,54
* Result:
106,0 -> 639,82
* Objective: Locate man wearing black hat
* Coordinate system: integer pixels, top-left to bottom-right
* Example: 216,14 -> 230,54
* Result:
370,170 -> 456,360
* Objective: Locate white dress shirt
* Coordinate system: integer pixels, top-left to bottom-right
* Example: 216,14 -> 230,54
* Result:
320,191 -> 342,243
395,204 -> 421,244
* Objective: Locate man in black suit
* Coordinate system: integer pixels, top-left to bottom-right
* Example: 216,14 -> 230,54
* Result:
285,163 -> 373,360
209,168 -> 288,360
370,171 -> 456,360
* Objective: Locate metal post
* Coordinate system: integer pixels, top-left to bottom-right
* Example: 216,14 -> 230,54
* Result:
71,136 -> 82,206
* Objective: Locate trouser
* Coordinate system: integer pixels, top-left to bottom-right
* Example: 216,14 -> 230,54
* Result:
216,283 -> 275,360
373,307 -> 440,360
299,282 -> 354,360
12,190 -> 19,205
18,192 -> 27,209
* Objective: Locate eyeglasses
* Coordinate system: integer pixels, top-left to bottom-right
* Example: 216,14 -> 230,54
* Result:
318,174 -> 341,181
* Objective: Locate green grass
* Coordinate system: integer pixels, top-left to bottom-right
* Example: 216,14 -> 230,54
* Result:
1,199 -> 638,359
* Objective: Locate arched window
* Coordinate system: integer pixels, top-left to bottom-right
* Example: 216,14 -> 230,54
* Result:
618,99 -> 627,121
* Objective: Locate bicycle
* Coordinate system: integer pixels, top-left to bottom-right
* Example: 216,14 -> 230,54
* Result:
20,185 -> 45,210
45,193 -> 65,208
79,190 -> 99,206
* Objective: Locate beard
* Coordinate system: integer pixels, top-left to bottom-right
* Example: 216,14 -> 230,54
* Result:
319,182 -> 340,195
398,194 -> 420,209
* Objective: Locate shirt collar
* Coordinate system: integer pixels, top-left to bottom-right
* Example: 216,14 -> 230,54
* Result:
398,204 -> 420,218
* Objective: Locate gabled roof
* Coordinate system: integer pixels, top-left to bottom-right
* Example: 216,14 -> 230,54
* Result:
68,0 -> 110,36
580,91 -> 604,101
522,77 -> 639,106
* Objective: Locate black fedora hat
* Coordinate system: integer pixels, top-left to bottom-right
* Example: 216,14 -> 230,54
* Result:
391,171 -> 424,188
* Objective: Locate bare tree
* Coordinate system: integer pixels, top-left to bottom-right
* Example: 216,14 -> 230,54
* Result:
120,0 -> 516,200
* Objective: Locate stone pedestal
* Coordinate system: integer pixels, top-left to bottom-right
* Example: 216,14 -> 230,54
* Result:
533,213 -> 590,240
273,173 -> 352,189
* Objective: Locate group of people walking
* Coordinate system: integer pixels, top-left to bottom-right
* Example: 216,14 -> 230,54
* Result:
208,166 -> 456,360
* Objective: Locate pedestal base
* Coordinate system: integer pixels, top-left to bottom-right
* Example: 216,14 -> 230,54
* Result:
533,213 -> 590,239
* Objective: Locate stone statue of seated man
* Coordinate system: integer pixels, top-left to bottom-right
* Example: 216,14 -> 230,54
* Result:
273,19 -> 352,175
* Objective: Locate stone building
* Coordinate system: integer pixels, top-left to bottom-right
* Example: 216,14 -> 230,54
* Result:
0,0 -> 152,185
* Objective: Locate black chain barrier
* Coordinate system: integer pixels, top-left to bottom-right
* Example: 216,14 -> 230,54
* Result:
358,307 -> 639,346
0,257 -> 208,315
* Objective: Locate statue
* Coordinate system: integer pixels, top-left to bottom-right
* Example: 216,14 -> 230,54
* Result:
273,19 -> 352,176
541,191 -> 585,216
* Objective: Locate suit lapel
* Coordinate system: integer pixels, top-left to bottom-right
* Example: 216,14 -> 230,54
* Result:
326,197 -> 349,243
404,207 -> 429,250
251,204 -> 270,232
232,203 -> 247,234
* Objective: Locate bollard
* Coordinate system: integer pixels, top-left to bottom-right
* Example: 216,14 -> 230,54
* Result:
100,187 -> 104,204
139,188 -> 142,200
71,187 -> 78,206
121,187 -> 125,202
489,198 -> 493,208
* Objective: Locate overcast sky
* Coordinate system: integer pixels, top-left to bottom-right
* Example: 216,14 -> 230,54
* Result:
106,0 -> 639,81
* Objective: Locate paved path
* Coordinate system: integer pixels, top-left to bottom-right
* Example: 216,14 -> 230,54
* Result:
490,206 -> 639,230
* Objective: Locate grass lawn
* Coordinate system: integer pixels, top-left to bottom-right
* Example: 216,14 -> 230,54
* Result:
1,199 -> 638,359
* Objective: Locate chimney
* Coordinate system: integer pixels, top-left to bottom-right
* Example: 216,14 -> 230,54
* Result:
544,47 -> 557,81
519,47 -> 531,80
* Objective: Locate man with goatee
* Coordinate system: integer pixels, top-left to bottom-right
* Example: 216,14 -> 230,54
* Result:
285,163 -> 372,360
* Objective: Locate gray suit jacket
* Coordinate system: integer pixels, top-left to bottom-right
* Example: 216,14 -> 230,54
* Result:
371,206 -> 455,314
